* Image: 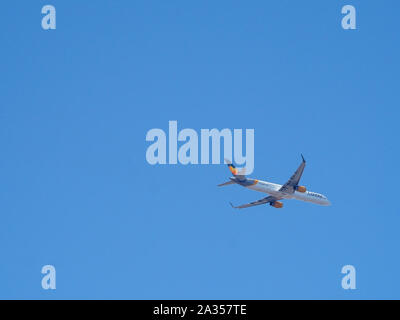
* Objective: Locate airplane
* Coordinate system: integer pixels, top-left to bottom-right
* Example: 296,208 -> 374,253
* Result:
219,155 -> 331,209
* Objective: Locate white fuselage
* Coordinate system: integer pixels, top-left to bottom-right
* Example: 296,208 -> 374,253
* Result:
247,179 -> 331,206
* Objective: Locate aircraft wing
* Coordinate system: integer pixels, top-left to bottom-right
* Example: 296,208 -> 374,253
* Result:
279,154 -> 306,194
230,195 -> 278,209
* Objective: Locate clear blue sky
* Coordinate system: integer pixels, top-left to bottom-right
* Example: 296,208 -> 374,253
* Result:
1,1 -> 399,299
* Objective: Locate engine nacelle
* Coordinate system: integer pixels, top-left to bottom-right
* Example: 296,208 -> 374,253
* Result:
295,185 -> 307,193
271,201 -> 283,208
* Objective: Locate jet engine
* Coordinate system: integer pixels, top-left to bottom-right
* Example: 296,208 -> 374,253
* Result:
271,201 -> 283,208
295,185 -> 307,193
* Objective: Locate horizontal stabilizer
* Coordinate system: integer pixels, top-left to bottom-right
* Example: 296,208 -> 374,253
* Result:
217,180 -> 236,187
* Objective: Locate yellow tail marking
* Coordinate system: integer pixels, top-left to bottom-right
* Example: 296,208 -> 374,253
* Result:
229,166 -> 238,175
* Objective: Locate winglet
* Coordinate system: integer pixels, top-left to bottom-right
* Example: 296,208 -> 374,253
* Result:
229,202 -> 237,209
301,154 -> 306,163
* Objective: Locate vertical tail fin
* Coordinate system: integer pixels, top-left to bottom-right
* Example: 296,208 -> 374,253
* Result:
225,159 -> 238,175
224,159 -> 246,181
228,163 -> 238,175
